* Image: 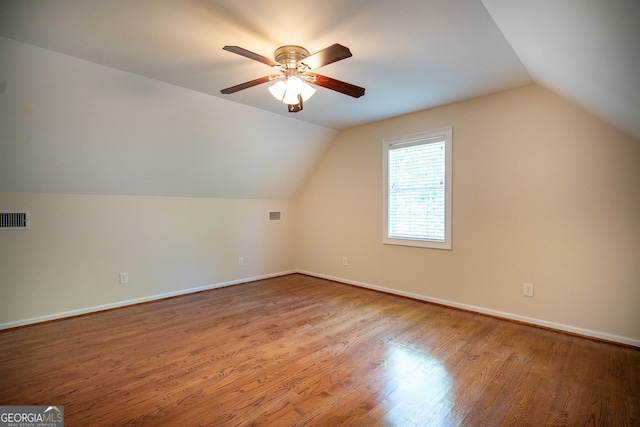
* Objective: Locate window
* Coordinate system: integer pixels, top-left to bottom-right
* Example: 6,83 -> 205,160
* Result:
383,127 -> 452,249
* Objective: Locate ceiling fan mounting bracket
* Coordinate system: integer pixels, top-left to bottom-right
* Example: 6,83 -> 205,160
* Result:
274,45 -> 310,69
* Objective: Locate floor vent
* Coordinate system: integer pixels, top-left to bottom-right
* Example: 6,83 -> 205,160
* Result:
268,211 -> 282,221
0,211 -> 30,229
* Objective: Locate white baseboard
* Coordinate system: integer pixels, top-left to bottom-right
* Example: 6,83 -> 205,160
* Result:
297,270 -> 640,348
4,269 -> 638,348
0,270 -> 297,330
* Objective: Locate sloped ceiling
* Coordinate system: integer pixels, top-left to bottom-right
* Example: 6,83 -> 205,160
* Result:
0,1 -> 638,199
0,0 -> 533,130
482,0 -> 640,140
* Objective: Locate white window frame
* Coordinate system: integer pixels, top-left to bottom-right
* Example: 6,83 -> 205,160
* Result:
382,127 -> 452,250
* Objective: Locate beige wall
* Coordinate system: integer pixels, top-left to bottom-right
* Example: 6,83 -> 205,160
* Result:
297,84 -> 640,344
0,37 -> 310,329
0,193 -> 296,326
2,83 -> 639,346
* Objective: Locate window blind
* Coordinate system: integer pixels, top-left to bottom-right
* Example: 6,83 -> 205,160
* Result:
388,139 -> 445,242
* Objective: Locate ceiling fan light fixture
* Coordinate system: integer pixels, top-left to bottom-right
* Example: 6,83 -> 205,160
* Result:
269,78 -> 315,104
300,82 -> 316,102
285,75 -> 304,95
268,80 -> 286,101
282,90 -> 300,105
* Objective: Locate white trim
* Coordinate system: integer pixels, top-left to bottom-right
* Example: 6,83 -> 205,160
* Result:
383,127 -> 452,250
4,268 -> 638,348
297,269 -> 640,348
0,270 -> 296,330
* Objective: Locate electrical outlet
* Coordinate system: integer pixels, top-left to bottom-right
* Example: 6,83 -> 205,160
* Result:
238,257 -> 244,266
342,257 -> 348,266
523,283 -> 534,297
119,272 -> 129,284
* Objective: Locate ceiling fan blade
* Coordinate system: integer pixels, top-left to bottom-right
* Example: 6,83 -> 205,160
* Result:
223,46 -> 279,67
220,75 -> 274,94
302,44 -> 352,70
310,74 -> 365,98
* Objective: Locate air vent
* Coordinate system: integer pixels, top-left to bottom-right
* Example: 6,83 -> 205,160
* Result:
0,211 -> 30,229
268,211 -> 282,221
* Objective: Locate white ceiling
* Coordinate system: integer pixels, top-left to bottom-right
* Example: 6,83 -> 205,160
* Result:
482,0 -> 640,140
0,0 -> 533,131
0,0 -> 637,136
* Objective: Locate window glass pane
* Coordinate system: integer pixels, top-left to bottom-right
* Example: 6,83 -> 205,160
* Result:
388,140 -> 445,241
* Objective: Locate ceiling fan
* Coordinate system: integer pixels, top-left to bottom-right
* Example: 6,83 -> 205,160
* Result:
220,44 -> 365,113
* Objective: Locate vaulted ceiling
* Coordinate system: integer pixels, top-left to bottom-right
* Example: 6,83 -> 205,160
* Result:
1,0 -> 637,134
482,0 -> 640,141
0,0 -> 525,130
0,0 -> 638,198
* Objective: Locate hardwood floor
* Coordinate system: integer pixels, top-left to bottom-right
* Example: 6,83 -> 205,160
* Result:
1,274 -> 638,426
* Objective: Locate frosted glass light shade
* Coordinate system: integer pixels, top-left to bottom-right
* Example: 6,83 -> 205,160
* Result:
300,83 -> 316,102
268,81 -> 286,100
285,76 -> 304,95
282,91 -> 300,104
269,79 -> 316,104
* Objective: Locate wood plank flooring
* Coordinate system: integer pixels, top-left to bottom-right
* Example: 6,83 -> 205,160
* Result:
1,274 -> 638,426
